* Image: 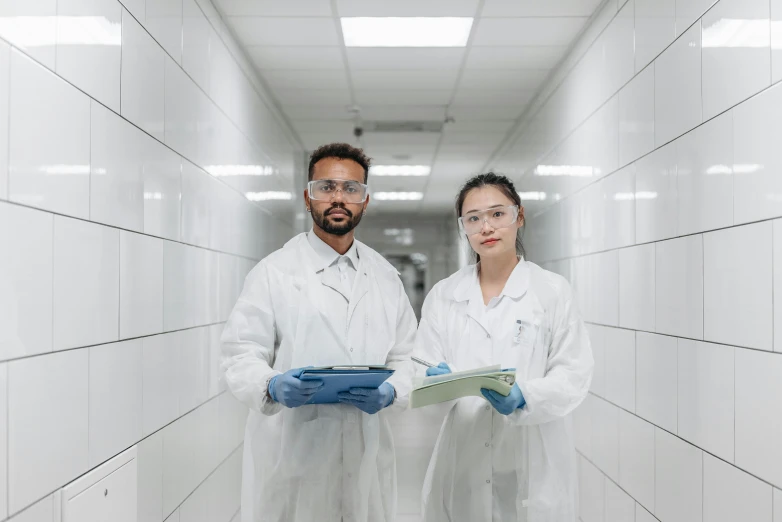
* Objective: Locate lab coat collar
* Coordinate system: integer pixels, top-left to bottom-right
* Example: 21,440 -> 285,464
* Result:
306,229 -> 359,273
451,258 -> 530,302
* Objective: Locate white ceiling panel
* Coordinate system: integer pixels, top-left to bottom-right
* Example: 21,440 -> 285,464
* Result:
359,105 -> 447,121
230,17 -> 340,46
283,105 -> 355,120
452,89 -> 535,107
214,0 -> 333,16
262,70 -> 350,90
367,200 -> 422,214
367,176 -> 428,192
336,0 -> 479,16
442,120 -> 515,132
438,143 -> 497,156
361,132 -> 440,147
440,132 -> 509,146
347,48 -> 466,70
293,120 -> 356,134
481,0 -> 604,17
274,89 -> 352,106
472,18 -> 587,46
459,68 -> 549,90
448,105 -> 525,120
351,70 -> 460,90
366,151 -> 434,165
249,46 -> 345,70
464,46 -> 567,69
355,90 -> 452,105
299,133 -> 358,149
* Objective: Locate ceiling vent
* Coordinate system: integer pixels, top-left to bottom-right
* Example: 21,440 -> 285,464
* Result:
363,120 -> 444,133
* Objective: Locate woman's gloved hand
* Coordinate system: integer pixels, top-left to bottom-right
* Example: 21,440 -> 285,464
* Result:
481,383 -> 526,416
426,362 -> 452,377
337,382 -> 395,414
268,368 -> 324,408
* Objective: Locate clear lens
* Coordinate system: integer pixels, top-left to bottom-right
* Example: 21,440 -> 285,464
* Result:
308,180 -> 368,203
458,205 -> 519,235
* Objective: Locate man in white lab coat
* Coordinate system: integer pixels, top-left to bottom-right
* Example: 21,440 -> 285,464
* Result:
221,143 -> 418,522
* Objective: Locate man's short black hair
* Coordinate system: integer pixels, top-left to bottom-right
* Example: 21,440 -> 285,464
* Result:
308,143 -> 371,183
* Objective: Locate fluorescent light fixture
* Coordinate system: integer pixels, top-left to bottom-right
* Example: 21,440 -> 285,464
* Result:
144,192 -> 164,201
702,18 -> 770,48
0,16 -> 121,47
341,17 -> 473,47
245,191 -> 293,201
518,191 -> 547,201
206,164 -> 275,177
370,165 -> 431,177
373,192 -> 424,201
534,165 -> 594,177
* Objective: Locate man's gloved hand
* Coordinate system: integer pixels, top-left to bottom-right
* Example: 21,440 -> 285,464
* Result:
426,362 -> 452,377
337,382 -> 395,414
268,368 -> 324,408
481,383 -> 526,416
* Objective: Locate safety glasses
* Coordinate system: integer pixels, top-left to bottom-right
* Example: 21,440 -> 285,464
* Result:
307,179 -> 369,204
458,205 -> 520,235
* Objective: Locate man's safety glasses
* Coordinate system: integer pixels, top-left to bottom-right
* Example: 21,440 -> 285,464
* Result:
458,205 -> 520,235
307,180 -> 369,204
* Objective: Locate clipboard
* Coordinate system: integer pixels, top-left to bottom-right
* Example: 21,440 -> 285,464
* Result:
299,366 -> 395,404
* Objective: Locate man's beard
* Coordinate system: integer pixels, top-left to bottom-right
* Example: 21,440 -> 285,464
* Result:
312,204 -> 363,236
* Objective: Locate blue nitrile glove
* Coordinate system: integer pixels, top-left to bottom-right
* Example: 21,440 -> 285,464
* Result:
337,382 -> 395,414
481,383 -> 526,416
426,362 -> 452,377
268,368 -> 324,408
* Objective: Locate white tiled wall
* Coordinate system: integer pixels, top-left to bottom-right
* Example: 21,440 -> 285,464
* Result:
493,0 -> 782,519
0,0 -> 300,520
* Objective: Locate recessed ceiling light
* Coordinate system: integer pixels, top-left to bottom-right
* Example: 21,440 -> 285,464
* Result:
370,165 -> 431,176
245,191 -> 293,201
341,17 -> 473,48
373,192 -> 424,201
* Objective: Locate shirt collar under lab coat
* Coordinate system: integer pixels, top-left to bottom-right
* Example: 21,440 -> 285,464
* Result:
452,258 -> 530,303
306,228 -> 360,273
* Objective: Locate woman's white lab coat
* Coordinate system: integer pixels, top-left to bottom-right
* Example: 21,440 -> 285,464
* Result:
221,234 -> 417,522
415,261 -> 593,522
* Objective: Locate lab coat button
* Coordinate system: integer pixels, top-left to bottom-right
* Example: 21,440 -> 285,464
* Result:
485,406 -> 490,411
486,479 -> 491,484
485,442 -> 490,447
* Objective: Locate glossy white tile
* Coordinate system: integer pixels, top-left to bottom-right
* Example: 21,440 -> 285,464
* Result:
635,0 -> 676,71
594,251 -> 620,326
704,454 -> 773,522
773,0 -> 782,83
121,9 -> 165,140
181,160 -> 213,249
676,0 -> 717,36
0,41 -> 9,201
604,327 -> 635,412
182,0 -> 212,92
8,349 -> 88,513
619,64 -> 655,166
8,496 -> 54,522
0,365 -> 7,518
605,477 -> 635,522
0,203 -> 53,359
619,410 -> 655,512
89,340 -> 143,466
179,327 -> 210,415
701,0 -> 771,121
676,110 -> 734,235
655,22 -> 702,146
775,488 -> 782,522
602,165 -> 635,250
579,457 -> 605,522
603,0 -> 635,97
704,222 -> 772,350
138,430 -> 164,522
637,504 -> 658,522
120,231 -> 164,339
635,142 -> 678,243
574,395 -> 594,457
122,0 -> 145,22
53,216 -> 120,350
0,0 -> 57,69
733,83 -> 782,224
90,102 -> 145,231
677,340 -> 734,461
775,221 -> 782,353
142,333 -> 181,436
655,235 -> 703,339
55,0 -> 122,111
635,332 -> 678,433
9,50 -> 90,218
586,324 -> 606,397
619,244 -> 655,331
591,396 -> 620,482
164,58 -> 202,165
217,393 -> 247,458
147,0 -> 183,63
735,348 -> 782,487
655,429 -> 703,522
162,415 -> 195,518
207,325 -> 224,398
143,139 -> 181,241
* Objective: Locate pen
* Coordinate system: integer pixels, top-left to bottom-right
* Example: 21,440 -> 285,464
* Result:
411,356 -> 436,368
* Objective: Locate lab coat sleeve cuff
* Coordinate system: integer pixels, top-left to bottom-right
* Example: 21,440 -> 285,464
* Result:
384,374 -> 410,410
259,371 -> 284,416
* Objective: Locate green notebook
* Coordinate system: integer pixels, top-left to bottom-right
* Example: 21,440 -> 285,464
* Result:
410,365 -> 516,409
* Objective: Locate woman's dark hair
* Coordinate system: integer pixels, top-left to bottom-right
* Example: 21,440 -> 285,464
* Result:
455,172 -> 526,262
308,143 -> 371,183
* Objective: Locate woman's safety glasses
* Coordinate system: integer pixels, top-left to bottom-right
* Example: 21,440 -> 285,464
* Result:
458,205 -> 520,236
307,179 -> 369,204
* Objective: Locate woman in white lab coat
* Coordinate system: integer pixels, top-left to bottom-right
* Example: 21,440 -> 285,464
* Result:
415,173 -> 593,522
